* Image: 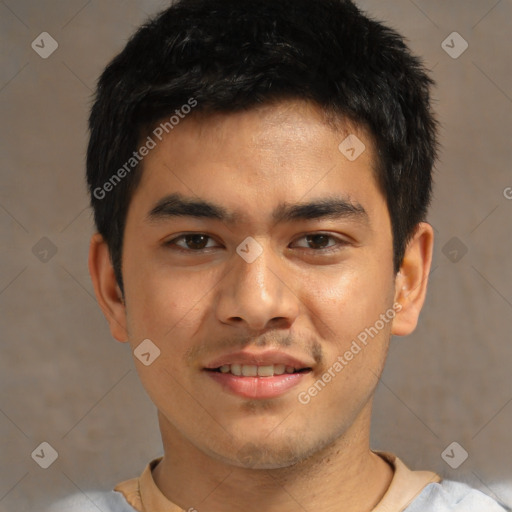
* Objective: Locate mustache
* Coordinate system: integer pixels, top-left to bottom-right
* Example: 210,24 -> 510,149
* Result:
184,331 -> 324,366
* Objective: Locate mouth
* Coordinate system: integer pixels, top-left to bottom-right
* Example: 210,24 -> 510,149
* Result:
203,350 -> 314,399
205,364 -> 312,377
204,359 -> 313,399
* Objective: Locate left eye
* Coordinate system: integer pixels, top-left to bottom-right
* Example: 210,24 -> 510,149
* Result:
292,233 -> 342,250
166,233 -> 345,252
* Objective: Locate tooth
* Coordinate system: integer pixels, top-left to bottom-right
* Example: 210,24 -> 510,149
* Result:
273,364 -> 285,375
257,365 -> 274,377
285,366 -> 295,373
219,365 -> 230,373
231,364 -> 242,376
242,365 -> 258,377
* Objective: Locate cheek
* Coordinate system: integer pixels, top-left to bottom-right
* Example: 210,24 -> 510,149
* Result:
298,261 -> 392,343
125,261 -> 227,365
299,267 -> 394,410
125,257 -> 195,329
125,270 -> 210,393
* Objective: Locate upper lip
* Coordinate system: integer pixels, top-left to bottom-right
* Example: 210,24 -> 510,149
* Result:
204,350 -> 314,370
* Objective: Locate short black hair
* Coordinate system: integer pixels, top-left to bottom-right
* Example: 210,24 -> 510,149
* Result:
87,0 -> 438,295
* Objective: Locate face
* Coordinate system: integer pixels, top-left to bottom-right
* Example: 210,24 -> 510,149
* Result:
90,99 -> 431,469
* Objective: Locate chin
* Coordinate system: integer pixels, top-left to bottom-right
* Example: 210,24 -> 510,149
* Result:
208,433 -> 331,470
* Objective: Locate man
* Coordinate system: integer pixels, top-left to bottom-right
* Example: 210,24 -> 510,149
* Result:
48,0 -> 509,510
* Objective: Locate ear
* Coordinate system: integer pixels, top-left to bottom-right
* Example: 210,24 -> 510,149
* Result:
88,233 -> 128,342
392,222 -> 434,336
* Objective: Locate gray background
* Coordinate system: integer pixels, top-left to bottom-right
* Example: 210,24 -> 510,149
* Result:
1,0 -> 511,510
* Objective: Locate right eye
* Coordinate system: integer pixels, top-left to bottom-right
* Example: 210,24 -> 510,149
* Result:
164,233 -> 222,252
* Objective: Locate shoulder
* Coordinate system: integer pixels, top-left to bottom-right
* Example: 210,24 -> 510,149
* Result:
406,479 -> 511,511
44,490 -> 136,512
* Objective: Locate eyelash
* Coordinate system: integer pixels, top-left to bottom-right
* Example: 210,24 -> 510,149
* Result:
164,233 -> 350,255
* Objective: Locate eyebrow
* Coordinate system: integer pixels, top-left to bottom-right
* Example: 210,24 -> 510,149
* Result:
146,192 -> 369,226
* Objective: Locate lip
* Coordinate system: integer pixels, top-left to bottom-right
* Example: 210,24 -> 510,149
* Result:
206,371 -> 310,399
204,350 -> 314,370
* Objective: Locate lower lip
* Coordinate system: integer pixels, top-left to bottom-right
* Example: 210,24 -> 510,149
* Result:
205,371 -> 309,399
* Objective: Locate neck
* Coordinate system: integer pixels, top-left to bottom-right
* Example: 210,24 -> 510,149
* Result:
152,404 -> 393,512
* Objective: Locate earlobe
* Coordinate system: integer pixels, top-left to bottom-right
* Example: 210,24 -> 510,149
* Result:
88,233 -> 129,342
391,222 -> 434,337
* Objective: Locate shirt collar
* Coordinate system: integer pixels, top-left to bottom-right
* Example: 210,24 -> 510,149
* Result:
114,451 -> 440,512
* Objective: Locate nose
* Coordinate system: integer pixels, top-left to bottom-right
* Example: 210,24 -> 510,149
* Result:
215,239 -> 300,331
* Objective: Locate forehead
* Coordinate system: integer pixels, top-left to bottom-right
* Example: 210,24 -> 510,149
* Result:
129,99 -> 386,228
175,100 -> 374,165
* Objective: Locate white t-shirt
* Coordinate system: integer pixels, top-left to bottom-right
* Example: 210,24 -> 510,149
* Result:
45,453 -> 510,512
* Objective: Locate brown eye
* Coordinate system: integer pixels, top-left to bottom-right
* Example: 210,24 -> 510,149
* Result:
305,234 -> 332,250
166,234 -> 219,251
292,233 -> 345,251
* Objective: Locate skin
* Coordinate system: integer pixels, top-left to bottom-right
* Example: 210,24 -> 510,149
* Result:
89,99 -> 433,512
